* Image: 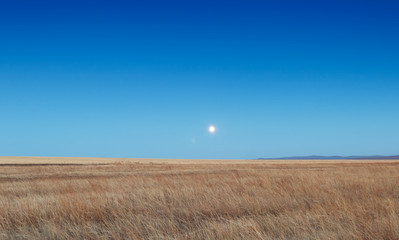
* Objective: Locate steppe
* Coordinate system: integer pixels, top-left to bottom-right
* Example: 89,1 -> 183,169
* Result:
1,156 -> 398,239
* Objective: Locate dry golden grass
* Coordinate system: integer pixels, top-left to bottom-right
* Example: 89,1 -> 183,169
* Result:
1,157 -> 399,239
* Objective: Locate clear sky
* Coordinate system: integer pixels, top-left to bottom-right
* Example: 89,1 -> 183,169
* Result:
1,1 -> 398,159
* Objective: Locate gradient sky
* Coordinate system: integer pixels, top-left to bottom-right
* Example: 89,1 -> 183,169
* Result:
1,1 -> 399,159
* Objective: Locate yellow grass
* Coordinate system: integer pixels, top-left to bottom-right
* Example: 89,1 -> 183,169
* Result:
1,157 -> 399,239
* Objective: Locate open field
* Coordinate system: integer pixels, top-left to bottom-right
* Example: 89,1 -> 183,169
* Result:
1,157 -> 399,239
2,156 -> 398,165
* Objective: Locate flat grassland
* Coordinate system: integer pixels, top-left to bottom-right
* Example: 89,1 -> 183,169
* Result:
1,157 -> 399,239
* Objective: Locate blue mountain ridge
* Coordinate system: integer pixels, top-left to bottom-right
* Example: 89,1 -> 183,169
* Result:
257,155 -> 399,160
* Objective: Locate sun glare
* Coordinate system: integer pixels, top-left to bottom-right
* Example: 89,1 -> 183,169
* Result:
209,125 -> 215,133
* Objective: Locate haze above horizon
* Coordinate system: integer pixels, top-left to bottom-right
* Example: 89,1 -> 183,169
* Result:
1,1 -> 398,159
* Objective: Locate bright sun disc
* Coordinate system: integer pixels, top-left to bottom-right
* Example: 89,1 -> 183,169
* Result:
209,126 -> 215,133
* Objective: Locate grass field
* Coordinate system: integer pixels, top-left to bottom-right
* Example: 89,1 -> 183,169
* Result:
1,157 -> 399,239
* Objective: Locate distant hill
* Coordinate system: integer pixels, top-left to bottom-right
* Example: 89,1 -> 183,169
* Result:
257,155 -> 399,160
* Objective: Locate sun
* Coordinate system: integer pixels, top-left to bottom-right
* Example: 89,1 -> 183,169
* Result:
208,125 -> 215,133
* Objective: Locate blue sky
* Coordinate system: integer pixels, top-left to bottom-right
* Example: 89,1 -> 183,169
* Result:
1,1 -> 398,159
